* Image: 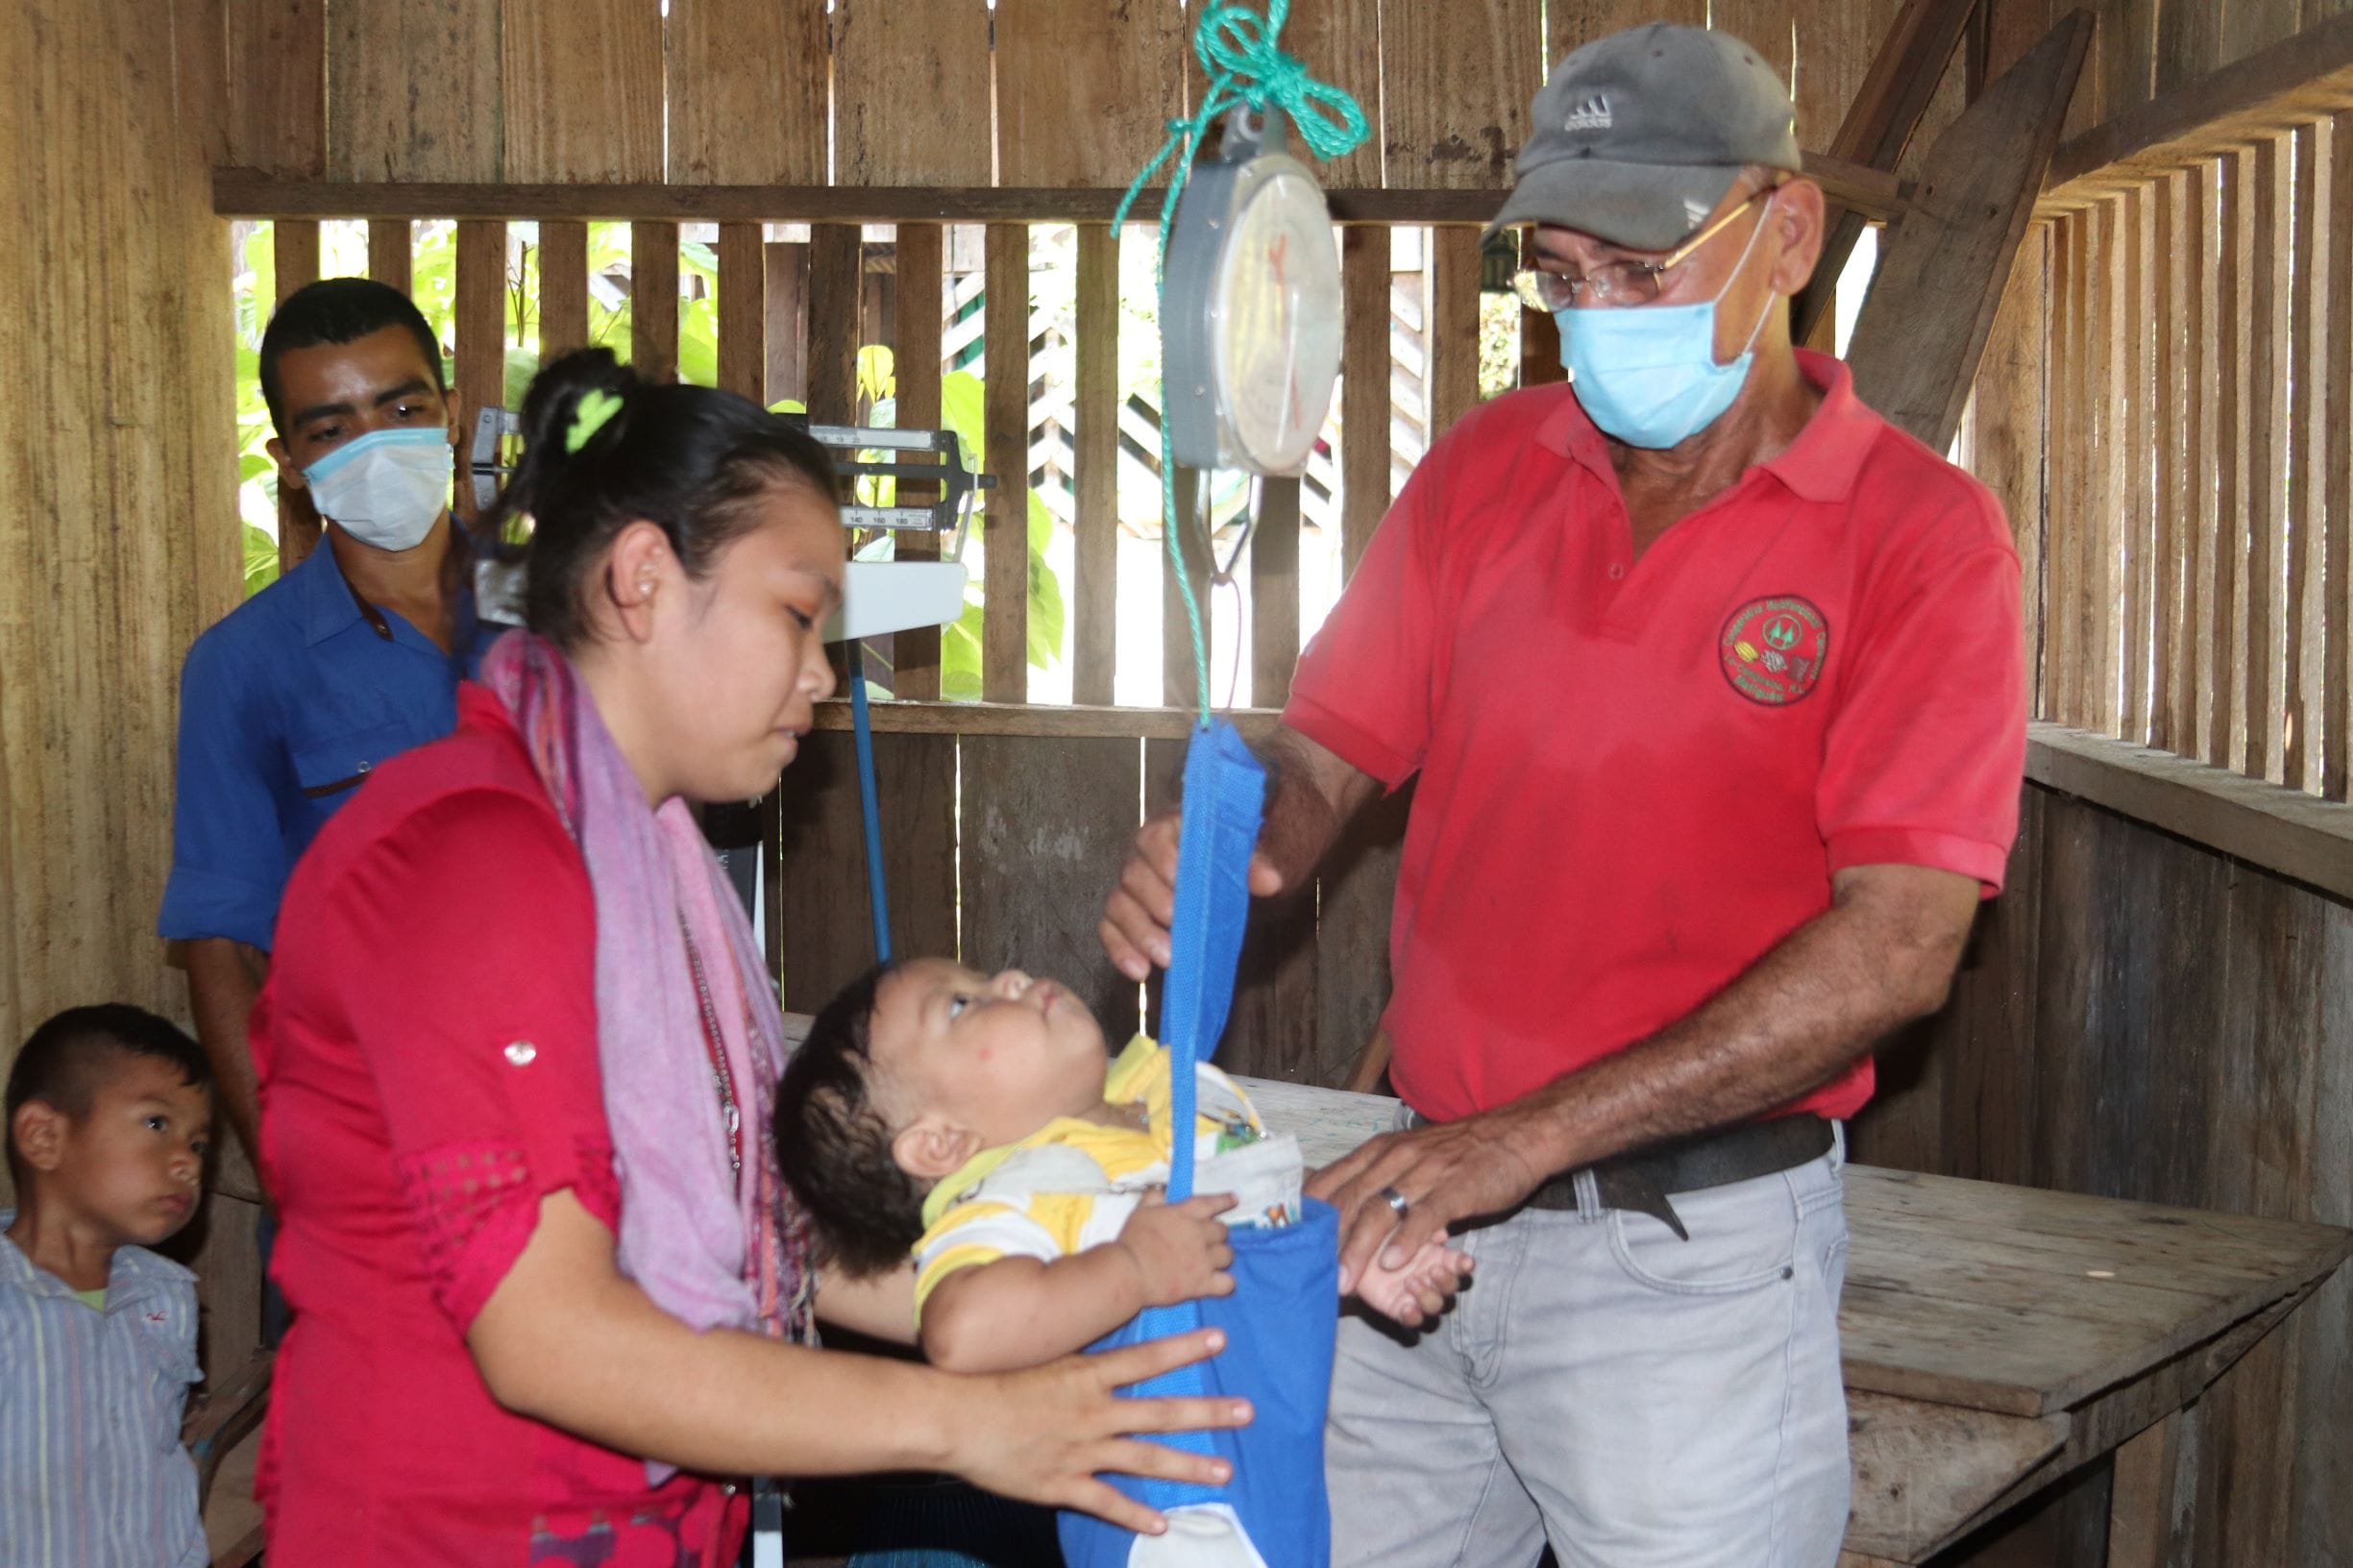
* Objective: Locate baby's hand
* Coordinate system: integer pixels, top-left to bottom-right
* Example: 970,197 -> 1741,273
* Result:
1349,1229 -> 1473,1327
1115,1192 -> 1238,1309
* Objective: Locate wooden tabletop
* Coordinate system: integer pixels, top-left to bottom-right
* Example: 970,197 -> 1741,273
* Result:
1235,1076 -> 2352,1424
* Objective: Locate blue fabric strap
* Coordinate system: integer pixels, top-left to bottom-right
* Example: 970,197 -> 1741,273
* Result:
1157,720 -> 1267,1202
849,667 -> 893,962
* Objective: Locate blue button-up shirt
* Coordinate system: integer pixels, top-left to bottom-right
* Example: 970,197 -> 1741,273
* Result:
0,1214 -> 206,1568
158,540 -> 504,950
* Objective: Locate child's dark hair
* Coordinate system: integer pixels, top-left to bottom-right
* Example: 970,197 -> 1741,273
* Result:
481,347 -> 839,650
258,278 -> 447,435
7,1005 -> 211,1188
774,962 -> 928,1278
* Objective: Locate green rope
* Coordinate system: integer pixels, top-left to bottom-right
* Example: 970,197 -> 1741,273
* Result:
1111,0 -> 1370,723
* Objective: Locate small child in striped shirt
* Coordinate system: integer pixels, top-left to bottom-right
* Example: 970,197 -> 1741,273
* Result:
775,957 -> 1469,1375
3,1005 -> 212,1568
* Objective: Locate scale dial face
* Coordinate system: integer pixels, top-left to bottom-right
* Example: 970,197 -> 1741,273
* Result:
1209,160 -> 1343,476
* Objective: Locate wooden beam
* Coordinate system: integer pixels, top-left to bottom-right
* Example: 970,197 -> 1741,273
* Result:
212,157 -> 1911,226
2040,9 -> 2353,210
1847,12 -> 2095,454
1795,0 -> 1982,345
2024,723 -> 2353,904
810,698 -> 1280,744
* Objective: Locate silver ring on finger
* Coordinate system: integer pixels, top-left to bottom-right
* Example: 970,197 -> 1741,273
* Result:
1380,1186 -> 1410,1216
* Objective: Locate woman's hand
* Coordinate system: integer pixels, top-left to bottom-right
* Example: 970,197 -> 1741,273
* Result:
947,1327 -> 1252,1536
1115,1192 -> 1238,1308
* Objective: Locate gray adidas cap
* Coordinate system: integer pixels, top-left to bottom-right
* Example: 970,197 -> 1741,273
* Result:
1486,23 -> 1802,252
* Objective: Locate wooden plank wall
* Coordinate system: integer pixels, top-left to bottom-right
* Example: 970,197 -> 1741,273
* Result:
1849,784 -> 2353,1568
0,0 -> 240,1151
2032,13 -> 2351,796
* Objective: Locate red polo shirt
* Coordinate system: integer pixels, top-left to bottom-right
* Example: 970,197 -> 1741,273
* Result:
1285,352 -> 2023,1124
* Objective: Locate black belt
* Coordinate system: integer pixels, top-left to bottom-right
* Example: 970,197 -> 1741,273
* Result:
1402,1111 -> 1833,1240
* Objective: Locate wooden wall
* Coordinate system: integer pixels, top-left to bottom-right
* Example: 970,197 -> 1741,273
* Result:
1850,785 -> 2353,1568
0,3 -> 240,1192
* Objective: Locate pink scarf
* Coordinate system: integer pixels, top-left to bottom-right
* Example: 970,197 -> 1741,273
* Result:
480,632 -> 813,1473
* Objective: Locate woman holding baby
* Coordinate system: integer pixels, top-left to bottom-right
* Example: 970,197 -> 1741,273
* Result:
248,351 -> 1249,1564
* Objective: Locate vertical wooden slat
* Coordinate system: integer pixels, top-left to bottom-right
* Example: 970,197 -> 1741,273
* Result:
772,731 -> 956,1006
326,0 -> 500,182
1164,468 -> 1211,709
996,0 -> 1186,187
664,0 -> 827,184
1519,299 -> 1564,389
1973,222 -> 2049,721
538,221 -> 589,361
830,0 -> 992,186
2153,173 -> 2192,754
2046,214 -> 2077,725
1428,228 -> 1483,441
1252,478 -> 1303,708
367,219 -> 413,297
982,224 -> 1030,703
500,0 -> 663,183
894,224 -> 947,702
1340,227 -> 1390,579
274,221 -> 323,574
2061,209 -> 2093,728
2189,160 -> 2221,763
629,221 -> 680,383
960,735 -> 1140,1040
806,224 -> 862,425
1072,225 -> 1120,707
453,220 -> 507,525
2213,149 -> 2250,769
2091,196 -> 2123,736
2121,185 -> 2153,744
763,242 -> 811,406
2286,121 -> 2327,793
715,223 -> 767,403
2328,110 -> 2353,801
225,0 -> 325,175
1381,0 -> 1544,189
2246,135 -> 2292,783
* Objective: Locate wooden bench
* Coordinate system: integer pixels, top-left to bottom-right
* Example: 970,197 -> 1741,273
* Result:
1238,1076 -> 2353,1566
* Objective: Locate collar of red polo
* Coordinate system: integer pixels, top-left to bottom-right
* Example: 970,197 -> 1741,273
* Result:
1537,348 -> 1882,505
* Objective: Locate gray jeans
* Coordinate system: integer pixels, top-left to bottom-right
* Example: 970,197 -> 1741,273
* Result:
1327,1127 -> 1851,1568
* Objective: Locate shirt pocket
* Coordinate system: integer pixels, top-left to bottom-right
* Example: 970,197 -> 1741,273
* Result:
291,720 -> 411,800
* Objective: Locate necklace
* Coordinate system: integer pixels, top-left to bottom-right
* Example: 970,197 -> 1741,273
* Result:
678,916 -> 743,1179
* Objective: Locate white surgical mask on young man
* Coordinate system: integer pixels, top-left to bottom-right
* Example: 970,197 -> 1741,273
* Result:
300,427 -> 452,552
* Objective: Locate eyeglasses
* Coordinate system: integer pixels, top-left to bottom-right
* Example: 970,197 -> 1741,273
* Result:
1510,184 -> 1781,311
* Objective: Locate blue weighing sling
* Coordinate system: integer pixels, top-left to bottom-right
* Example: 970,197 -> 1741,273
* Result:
1056,721 -> 1340,1568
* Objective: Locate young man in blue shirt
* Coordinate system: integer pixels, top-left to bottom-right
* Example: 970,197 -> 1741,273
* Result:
160,279 -> 503,1199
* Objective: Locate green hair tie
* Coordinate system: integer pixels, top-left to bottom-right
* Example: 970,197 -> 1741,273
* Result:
565,388 -> 625,453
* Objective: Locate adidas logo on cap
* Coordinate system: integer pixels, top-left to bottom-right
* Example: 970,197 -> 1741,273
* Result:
1562,93 -> 1612,133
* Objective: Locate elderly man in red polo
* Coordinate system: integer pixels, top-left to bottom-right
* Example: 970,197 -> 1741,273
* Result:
1101,22 -> 2026,1567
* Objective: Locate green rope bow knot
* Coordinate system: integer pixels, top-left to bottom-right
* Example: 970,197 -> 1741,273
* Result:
1193,1 -> 1370,161
565,388 -> 625,454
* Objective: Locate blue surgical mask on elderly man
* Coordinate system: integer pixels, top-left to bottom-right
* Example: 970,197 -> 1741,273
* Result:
1556,194 -> 1779,450
301,427 -> 453,552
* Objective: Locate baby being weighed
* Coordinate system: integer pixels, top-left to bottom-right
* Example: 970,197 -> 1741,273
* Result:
775,958 -> 1468,1376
